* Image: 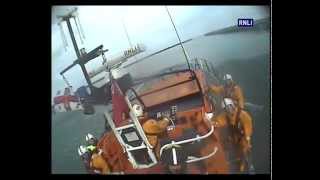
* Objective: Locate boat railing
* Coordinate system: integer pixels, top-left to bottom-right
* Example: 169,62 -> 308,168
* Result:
159,125 -> 218,163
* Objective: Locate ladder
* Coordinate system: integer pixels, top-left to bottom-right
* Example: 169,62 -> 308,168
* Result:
104,97 -> 158,169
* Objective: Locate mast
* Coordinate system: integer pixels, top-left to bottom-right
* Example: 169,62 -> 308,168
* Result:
165,6 -> 192,71
57,7 -> 94,91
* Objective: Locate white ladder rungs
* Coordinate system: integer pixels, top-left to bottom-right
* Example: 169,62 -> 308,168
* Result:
115,124 -> 135,131
127,144 -> 147,152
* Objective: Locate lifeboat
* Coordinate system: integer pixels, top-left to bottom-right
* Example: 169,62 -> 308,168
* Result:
90,68 -> 230,174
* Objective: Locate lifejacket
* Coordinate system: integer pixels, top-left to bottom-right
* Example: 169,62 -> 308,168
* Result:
223,84 -> 236,99
90,150 -> 111,174
87,145 -> 97,152
143,118 -> 170,146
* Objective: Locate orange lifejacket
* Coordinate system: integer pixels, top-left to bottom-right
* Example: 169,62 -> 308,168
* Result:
209,84 -> 245,109
90,152 -> 111,174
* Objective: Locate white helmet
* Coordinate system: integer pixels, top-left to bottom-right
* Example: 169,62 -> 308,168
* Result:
86,133 -> 98,146
223,74 -> 232,81
85,133 -> 95,142
221,98 -> 235,109
78,145 -> 88,156
132,104 -> 143,117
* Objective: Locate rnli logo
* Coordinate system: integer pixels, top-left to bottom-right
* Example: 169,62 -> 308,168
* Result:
238,18 -> 254,27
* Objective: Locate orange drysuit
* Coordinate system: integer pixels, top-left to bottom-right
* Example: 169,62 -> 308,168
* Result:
212,108 -> 253,172
209,84 -> 245,110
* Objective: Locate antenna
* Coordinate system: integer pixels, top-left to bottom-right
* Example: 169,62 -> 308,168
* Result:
74,17 -> 84,44
58,22 -> 68,51
75,11 -> 86,39
165,6 -> 191,71
121,17 -> 133,49
121,16 -> 139,61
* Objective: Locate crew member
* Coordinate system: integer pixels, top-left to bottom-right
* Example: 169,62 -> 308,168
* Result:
209,74 -> 245,110
142,117 -> 170,159
78,134 -> 111,174
212,98 -> 253,172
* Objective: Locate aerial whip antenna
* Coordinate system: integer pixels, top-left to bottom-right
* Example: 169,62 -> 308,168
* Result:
73,10 -> 85,44
58,22 -> 68,51
121,15 -> 138,61
165,6 -> 191,71
121,17 -> 133,49
74,16 -> 84,44
75,11 -> 86,39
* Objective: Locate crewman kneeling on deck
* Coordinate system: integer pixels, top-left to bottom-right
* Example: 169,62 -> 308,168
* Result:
78,134 -> 111,174
212,98 -> 253,172
142,117 -> 170,159
209,74 -> 245,110
88,146 -> 111,174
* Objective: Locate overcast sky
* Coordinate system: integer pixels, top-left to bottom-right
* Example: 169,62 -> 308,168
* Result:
51,6 -> 269,99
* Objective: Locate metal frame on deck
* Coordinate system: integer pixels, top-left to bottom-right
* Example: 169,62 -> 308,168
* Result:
159,125 -> 218,164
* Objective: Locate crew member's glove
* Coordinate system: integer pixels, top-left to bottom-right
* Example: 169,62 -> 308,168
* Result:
212,121 -> 219,127
246,136 -> 252,150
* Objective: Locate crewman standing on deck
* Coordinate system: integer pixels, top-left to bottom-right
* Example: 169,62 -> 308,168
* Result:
212,98 -> 253,172
209,74 -> 245,110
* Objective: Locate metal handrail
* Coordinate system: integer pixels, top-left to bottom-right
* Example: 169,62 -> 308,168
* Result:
186,146 -> 218,163
160,125 -> 215,156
